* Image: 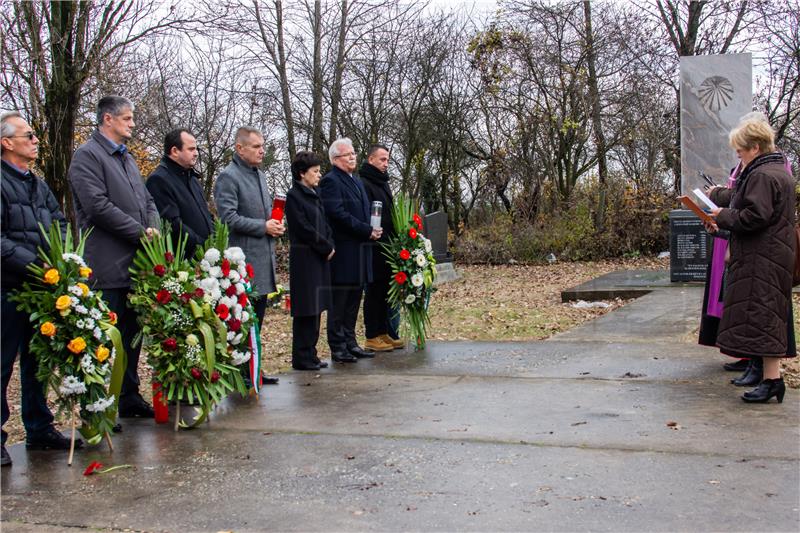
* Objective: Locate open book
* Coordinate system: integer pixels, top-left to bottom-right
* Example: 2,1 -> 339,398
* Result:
678,195 -> 715,225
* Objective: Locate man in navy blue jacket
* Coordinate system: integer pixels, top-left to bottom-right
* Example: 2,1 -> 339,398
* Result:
319,138 -> 382,363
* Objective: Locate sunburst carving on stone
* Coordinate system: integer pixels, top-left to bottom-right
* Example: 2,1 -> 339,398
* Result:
698,76 -> 734,112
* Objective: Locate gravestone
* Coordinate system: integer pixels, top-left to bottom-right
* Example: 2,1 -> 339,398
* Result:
422,211 -> 452,264
669,210 -> 713,282
671,54 -> 751,282
680,53 -> 752,195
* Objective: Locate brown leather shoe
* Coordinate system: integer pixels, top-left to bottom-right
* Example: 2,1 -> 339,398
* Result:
365,337 -> 394,352
381,334 -> 405,349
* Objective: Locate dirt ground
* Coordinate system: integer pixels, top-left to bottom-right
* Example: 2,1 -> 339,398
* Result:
4,257 -> 798,444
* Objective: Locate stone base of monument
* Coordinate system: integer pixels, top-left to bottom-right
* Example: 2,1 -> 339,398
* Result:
433,262 -> 460,285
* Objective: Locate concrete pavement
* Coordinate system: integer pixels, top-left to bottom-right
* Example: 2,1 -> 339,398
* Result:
2,279 -> 798,532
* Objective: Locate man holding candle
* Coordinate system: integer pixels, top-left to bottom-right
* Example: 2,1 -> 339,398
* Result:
213,126 -> 282,385
319,138 -> 382,363
360,144 -> 404,352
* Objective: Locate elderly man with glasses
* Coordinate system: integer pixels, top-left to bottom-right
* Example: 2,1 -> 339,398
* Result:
1,111 -> 78,466
319,138 -> 382,363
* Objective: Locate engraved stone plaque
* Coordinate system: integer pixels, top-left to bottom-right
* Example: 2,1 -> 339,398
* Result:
680,54 -> 752,195
669,210 -> 712,282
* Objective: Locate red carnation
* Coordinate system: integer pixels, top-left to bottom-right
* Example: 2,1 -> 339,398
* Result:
194,287 -> 205,299
156,289 -> 172,305
153,264 -> 167,277
210,371 -> 220,384
413,213 -> 422,226
216,303 -> 230,320
162,338 -> 178,352
394,272 -> 408,285
221,259 -> 231,277
164,251 -> 174,264
399,249 -> 411,261
227,318 -> 242,332
245,263 -> 255,279
408,228 -> 418,239
190,367 -> 202,380
238,293 -> 249,307
179,292 -> 192,304
83,461 -> 104,476
225,285 -> 237,297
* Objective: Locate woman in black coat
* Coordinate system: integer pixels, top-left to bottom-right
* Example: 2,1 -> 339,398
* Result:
285,151 -> 335,370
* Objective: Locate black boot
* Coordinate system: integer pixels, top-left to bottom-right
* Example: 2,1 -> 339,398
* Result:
742,377 -> 786,403
731,357 -> 763,387
723,359 -> 749,372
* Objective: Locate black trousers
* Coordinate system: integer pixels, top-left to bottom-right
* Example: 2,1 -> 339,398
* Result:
327,284 -> 363,352
103,288 -> 143,401
293,314 -> 321,366
1,291 -> 54,444
364,278 -> 390,339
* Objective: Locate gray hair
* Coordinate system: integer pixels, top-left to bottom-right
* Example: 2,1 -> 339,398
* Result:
96,95 -> 134,126
328,137 -> 354,163
235,126 -> 263,145
0,111 -> 23,138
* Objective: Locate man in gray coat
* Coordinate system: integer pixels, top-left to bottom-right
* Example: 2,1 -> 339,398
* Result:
68,95 -> 160,419
214,126 -> 283,385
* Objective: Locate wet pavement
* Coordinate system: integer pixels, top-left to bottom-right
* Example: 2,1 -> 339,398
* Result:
2,278 -> 798,532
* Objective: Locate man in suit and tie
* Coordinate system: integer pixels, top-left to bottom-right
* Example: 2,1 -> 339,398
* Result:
319,138 -> 382,363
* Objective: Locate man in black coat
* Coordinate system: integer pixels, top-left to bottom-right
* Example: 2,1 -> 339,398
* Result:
1,111 -> 81,466
360,144 -> 405,352
319,138 -> 382,363
146,129 -> 213,259
68,96 -> 160,420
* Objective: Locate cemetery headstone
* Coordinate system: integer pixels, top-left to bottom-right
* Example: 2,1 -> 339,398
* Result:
423,211 -> 452,264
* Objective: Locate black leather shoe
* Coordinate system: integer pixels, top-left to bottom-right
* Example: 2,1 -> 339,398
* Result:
26,426 -> 83,450
1,445 -> 11,466
261,374 -> 279,385
112,423 -> 122,433
732,357 -> 763,387
119,396 -> 155,418
293,362 -> 320,371
723,359 -> 749,372
332,351 -> 358,363
316,361 -> 329,369
349,346 -> 375,359
742,378 -> 786,403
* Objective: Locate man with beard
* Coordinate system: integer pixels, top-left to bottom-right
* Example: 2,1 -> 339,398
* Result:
68,96 -> 160,421
146,129 -> 214,259
360,144 -> 404,352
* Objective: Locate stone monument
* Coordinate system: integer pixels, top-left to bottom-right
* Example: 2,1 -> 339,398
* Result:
670,53 -> 752,282
422,211 -> 458,284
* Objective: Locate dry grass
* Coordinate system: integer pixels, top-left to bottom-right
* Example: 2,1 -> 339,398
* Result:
4,257 -> 798,444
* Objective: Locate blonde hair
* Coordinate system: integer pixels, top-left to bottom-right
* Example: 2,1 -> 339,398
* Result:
729,118 -> 776,153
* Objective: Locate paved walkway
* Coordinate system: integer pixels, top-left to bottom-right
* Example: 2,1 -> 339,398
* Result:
2,279 -> 798,532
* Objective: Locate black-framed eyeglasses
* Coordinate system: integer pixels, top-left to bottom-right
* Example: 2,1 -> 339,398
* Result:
10,131 -> 36,140
334,152 -> 355,159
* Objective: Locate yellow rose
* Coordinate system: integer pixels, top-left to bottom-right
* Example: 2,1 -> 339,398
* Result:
79,266 -> 92,278
43,269 -> 60,285
40,322 -> 56,337
76,282 -> 89,296
67,337 -> 86,354
55,295 -> 72,310
95,345 -> 110,362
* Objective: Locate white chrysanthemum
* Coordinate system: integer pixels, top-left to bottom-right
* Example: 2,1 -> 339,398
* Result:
93,327 -> 103,340
80,354 -> 96,373
200,259 -> 211,272
411,273 -> 424,287
62,253 -> 87,267
75,304 -> 89,315
224,247 -> 245,263
424,238 -> 432,253
233,305 -> 242,320
228,270 -> 241,282
231,333 -> 243,345
177,271 -> 189,283
227,331 -> 236,341
237,265 -> 247,277
59,375 -> 87,396
204,248 -> 221,265
219,295 -> 236,309
85,318 -> 95,329
231,350 -> 251,366
220,278 -> 231,290
69,285 -> 83,297
75,319 -> 86,329
415,254 -> 428,267
405,294 -> 416,304
235,283 -> 245,294
241,311 -> 250,323
70,296 -> 80,306
86,395 -> 115,413
90,308 -> 102,320
208,266 -> 222,279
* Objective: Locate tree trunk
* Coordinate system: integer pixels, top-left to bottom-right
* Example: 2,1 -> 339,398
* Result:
583,1 -> 609,232
311,0 -> 325,153
328,0 -> 348,145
